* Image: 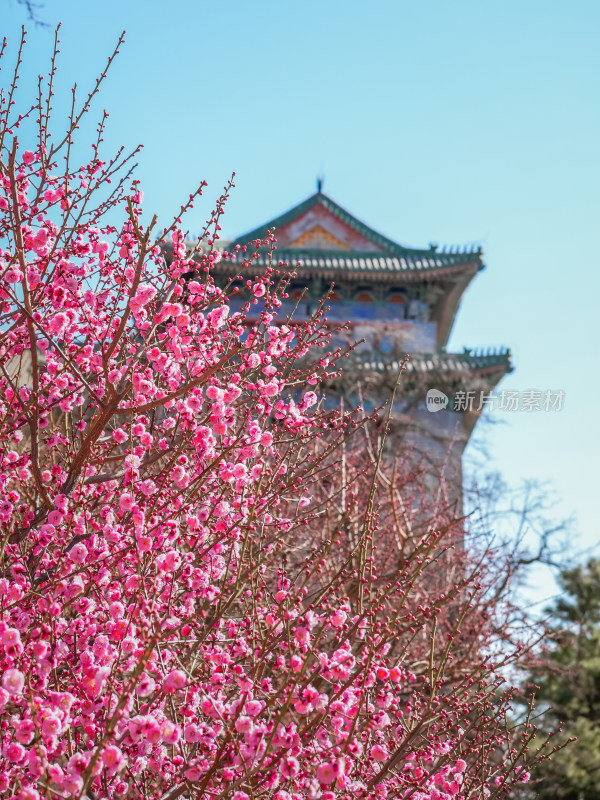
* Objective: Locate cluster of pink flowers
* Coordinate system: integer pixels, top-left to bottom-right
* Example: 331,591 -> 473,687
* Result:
0,32 -> 537,800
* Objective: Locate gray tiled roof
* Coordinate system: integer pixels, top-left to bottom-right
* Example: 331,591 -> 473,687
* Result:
348,349 -> 512,375
222,248 -> 481,277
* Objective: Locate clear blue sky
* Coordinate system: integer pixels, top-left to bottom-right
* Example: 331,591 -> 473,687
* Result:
4,0 -> 599,596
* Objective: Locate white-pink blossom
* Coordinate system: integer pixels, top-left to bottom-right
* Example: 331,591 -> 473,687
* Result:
2,669 -> 24,695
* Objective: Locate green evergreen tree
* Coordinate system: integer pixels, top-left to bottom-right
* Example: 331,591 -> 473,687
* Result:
529,559 -> 600,799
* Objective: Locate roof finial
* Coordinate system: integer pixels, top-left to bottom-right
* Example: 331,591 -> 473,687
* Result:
316,175 -> 324,193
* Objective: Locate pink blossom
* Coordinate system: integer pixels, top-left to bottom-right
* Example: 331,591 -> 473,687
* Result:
213,501 -> 230,518
135,674 -> 156,697
0,62 -> 537,800
160,719 -> 180,744
112,428 -> 127,443
184,764 -> 203,780
186,395 -> 202,413
41,713 -> 62,738
205,385 -> 222,401
208,306 -> 229,328
4,742 -> 25,762
15,719 -> 35,744
317,762 -> 337,785
2,668 -> 24,695
294,626 -> 310,647
389,666 -> 402,683
132,283 -> 157,309
290,654 -> 303,672
184,722 -> 202,742
371,744 -> 389,762
119,493 -> 135,511
0,627 -> 21,649
68,542 -> 88,563
330,608 -> 347,628
224,385 -> 241,402
280,756 -> 300,778
102,745 -> 125,773
234,715 -> 254,733
61,774 -> 84,794
85,666 -> 110,697
163,669 -> 187,693
4,267 -> 23,282
245,699 -> 263,716
17,787 -> 40,800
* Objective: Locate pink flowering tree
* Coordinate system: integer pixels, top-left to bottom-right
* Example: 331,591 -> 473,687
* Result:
0,31 -> 543,800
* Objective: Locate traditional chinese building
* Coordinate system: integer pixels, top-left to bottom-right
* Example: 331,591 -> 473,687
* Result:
212,188 -> 512,488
